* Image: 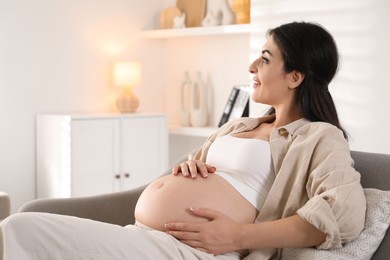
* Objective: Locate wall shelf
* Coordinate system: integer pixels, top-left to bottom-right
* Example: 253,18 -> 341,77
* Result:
169,125 -> 218,137
141,23 -> 251,39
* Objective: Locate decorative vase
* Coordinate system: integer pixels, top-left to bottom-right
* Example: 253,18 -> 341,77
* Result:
202,0 -> 235,27
179,71 -> 191,126
231,0 -> 251,24
190,71 -> 208,127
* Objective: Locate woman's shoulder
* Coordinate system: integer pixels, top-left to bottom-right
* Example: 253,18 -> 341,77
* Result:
294,120 -> 348,147
297,122 -> 350,153
291,121 -> 352,163
297,120 -> 343,135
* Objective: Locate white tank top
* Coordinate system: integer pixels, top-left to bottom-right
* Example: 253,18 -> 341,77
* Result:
206,135 -> 275,211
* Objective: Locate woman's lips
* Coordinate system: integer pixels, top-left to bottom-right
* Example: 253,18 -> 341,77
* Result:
253,77 -> 261,88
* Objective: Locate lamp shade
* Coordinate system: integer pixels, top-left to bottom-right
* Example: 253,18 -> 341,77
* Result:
113,62 -> 141,87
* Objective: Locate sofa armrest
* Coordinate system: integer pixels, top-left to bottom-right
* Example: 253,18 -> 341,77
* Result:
18,184 -> 147,226
351,150 -> 390,260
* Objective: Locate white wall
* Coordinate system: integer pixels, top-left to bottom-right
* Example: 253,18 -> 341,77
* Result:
0,0 -> 166,212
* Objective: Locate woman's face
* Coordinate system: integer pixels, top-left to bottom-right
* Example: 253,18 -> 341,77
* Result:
249,35 -> 293,107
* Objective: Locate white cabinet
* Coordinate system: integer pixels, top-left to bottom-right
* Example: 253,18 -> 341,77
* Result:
36,113 -> 168,198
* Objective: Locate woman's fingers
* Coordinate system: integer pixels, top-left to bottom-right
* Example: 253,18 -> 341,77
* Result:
187,160 -> 198,178
196,161 -> 209,178
171,165 -> 180,175
188,207 -> 221,220
171,160 -> 216,178
205,164 -> 216,173
180,161 -> 191,177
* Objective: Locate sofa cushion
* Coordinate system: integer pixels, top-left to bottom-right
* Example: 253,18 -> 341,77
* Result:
281,188 -> 390,260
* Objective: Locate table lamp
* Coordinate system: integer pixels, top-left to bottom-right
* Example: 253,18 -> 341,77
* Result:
113,61 -> 141,113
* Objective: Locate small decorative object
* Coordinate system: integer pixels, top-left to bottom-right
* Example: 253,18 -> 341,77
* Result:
218,85 -> 250,127
173,13 -> 186,29
190,71 -> 208,127
180,71 -> 191,126
113,62 -> 141,113
231,0 -> 250,24
202,0 -> 235,27
176,0 -> 206,27
160,6 -> 182,29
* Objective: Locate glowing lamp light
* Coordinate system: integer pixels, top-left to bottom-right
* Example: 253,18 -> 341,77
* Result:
113,62 -> 141,113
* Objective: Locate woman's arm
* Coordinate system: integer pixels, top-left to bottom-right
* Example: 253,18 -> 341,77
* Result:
240,214 -> 326,250
165,208 -> 326,255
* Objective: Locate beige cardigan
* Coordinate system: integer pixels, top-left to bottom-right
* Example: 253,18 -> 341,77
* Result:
194,115 -> 366,260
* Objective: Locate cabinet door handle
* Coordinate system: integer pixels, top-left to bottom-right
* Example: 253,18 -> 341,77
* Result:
115,174 -> 120,179
124,173 -> 130,178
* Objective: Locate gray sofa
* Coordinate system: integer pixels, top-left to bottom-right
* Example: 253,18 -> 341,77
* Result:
3,150 -> 390,259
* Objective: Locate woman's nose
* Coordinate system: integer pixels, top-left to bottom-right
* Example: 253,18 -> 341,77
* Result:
249,60 -> 258,74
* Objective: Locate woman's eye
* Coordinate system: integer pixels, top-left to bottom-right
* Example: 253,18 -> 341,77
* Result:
261,56 -> 269,64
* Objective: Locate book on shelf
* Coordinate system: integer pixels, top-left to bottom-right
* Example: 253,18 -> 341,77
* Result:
218,85 -> 250,127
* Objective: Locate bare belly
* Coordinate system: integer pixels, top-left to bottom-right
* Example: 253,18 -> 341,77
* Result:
134,173 -> 258,231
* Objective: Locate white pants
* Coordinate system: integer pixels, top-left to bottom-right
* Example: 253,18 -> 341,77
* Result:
1,212 -> 240,260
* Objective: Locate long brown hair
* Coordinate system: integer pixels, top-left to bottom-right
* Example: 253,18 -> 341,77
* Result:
266,22 -> 348,139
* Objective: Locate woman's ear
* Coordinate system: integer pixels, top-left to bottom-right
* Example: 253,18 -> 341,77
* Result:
288,70 -> 305,89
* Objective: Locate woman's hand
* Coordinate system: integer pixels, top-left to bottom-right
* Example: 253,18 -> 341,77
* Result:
164,208 -> 242,255
171,160 -> 216,178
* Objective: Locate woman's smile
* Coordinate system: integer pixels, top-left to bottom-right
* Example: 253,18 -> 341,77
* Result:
252,77 -> 261,88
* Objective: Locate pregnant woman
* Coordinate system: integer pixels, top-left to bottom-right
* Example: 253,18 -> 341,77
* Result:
1,21 -> 366,260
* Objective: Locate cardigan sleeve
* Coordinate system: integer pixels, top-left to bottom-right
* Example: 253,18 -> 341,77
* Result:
296,125 -> 366,249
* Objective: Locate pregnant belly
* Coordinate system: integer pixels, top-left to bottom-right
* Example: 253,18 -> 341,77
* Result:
134,173 -> 258,231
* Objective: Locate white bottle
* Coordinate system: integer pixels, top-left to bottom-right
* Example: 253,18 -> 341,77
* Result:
179,71 -> 191,126
190,71 -> 208,127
